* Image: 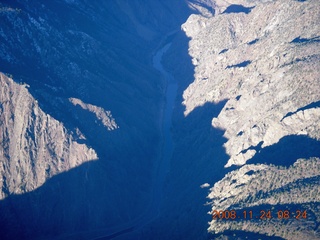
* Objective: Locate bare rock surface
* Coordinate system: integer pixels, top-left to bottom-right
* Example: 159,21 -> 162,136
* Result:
69,97 -> 118,130
208,157 -> 320,239
179,0 -> 320,238
0,1 -> 197,239
182,0 -> 320,167
0,73 -> 97,200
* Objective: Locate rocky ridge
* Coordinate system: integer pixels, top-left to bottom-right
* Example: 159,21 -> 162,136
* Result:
0,73 -> 97,200
182,0 -> 320,167
208,157 -> 320,239
180,0 -> 320,238
0,0 -> 319,239
69,97 -> 118,130
0,1 -> 198,239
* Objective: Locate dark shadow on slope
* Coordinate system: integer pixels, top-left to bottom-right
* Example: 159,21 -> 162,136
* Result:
0,2 -> 210,240
248,135 -> 320,167
280,100 -> 320,121
219,48 -> 229,54
136,27 -> 231,240
222,5 -> 254,14
165,30 -> 230,240
0,157 -> 157,240
247,38 -> 259,45
161,30 -> 195,100
0,0 -> 193,173
226,60 -> 252,69
0,0 -> 164,173
139,101 -> 230,240
290,36 -> 320,44
240,141 -> 264,154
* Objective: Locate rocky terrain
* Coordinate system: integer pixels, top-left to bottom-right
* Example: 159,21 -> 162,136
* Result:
131,0 -> 320,239
177,0 -> 320,238
208,157 -> 320,239
182,0 -> 320,167
69,97 -> 118,130
0,0 -> 319,239
0,73 -> 97,200
0,1 -> 196,239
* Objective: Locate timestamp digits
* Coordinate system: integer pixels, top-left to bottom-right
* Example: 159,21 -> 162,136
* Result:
212,209 -> 307,220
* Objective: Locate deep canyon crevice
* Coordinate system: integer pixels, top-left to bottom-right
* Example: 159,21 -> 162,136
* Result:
0,0 -> 319,239
0,1 -> 214,239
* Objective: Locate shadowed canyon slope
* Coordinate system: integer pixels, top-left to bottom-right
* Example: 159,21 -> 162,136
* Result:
0,73 -> 98,200
177,0 -> 320,239
139,0 -> 320,239
0,0 -> 320,239
0,0 -> 197,239
0,0 -> 193,198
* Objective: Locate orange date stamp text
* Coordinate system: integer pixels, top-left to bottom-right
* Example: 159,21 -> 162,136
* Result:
212,209 -> 307,220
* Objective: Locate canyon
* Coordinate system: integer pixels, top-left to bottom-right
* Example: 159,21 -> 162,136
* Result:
0,0 -> 319,239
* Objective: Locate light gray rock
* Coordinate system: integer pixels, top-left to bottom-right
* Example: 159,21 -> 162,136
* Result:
182,1 -> 320,238
0,73 -> 97,199
208,157 -> 320,239
69,97 -> 118,130
182,0 -> 320,167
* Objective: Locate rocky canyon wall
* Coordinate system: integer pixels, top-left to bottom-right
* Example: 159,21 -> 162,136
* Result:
144,0 -> 320,239
0,73 -> 97,200
179,0 -> 320,238
0,1 -> 194,239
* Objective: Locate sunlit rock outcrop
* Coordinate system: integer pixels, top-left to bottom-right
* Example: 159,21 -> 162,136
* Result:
181,0 -> 320,238
182,0 -> 320,167
0,1 -> 196,239
208,157 -> 320,239
0,73 -> 97,200
69,97 -> 118,130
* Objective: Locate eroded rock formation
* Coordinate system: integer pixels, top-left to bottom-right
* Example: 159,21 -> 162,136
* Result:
0,73 -> 97,200
182,0 -> 320,167
208,158 -> 320,239
180,0 -> 320,238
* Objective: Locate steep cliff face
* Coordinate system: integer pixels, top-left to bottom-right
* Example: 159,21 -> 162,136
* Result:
0,73 -> 97,199
139,0 -> 320,239
0,1 -> 197,239
1,0 -> 319,239
178,0 -> 320,238
182,0 -> 320,166
0,0 -> 190,199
